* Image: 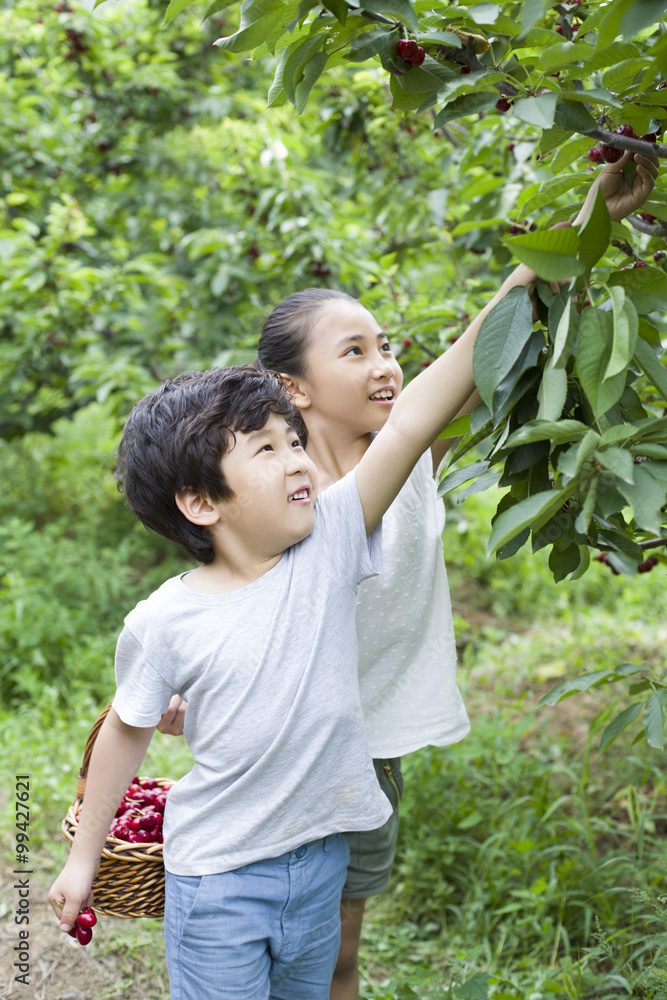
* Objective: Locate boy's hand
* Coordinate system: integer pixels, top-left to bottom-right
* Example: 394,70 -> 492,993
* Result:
157,694 -> 187,736
593,151 -> 659,222
48,859 -> 98,932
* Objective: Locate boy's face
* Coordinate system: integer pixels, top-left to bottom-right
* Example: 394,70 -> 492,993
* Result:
213,412 -> 318,556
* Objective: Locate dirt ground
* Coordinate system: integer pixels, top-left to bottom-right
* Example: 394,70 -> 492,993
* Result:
0,861 -> 168,1000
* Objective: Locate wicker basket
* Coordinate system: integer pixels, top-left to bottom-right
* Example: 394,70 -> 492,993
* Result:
62,701 -> 171,919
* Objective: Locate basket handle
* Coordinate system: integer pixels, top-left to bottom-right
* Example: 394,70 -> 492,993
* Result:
75,701 -> 113,801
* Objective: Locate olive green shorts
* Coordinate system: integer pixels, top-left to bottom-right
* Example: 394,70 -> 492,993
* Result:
342,757 -> 404,900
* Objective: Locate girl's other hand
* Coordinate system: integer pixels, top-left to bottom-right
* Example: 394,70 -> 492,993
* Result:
157,694 -> 187,736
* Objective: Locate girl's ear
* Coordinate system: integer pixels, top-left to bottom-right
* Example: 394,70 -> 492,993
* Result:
175,490 -> 219,526
280,374 -> 311,411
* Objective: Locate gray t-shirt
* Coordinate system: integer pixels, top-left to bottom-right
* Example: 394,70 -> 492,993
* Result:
112,470 -> 391,876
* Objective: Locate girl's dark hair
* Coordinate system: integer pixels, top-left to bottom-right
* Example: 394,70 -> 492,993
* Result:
115,366 -> 297,564
256,289 -> 358,443
257,288 -> 358,376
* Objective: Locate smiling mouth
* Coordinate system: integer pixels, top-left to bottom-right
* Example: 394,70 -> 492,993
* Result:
288,487 -> 311,503
369,388 -> 395,402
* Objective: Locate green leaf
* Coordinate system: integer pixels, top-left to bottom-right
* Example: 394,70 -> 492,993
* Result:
576,308 -> 626,420
164,0 -> 198,23
295,50 -> 328,113
616,464 -> 667,534
505,228 -> 584,283
556,87 -> 624,109
540,126 -> 572,155
213,0 -> 287,53
611,266 -> 667,313
513,93 -> 558,129
599,424 -> 635,446
633,338 -> 667,403
554,100 -> 598,133
596,0 -> 634,50
605,288 -> 637,381
576,184 -> 611,273
519,173 -> 591,218
433,91 -> 499,127
464,3 -> 499,26
438,460 -> 490,497
487,488 -> 572,557
643,690 -> 667,751
620,0 -> 667,40
551,293 -> 577,370
202,0 -> 243,20
547,534 -> 581,581
348,28 -> 393,61
557,428 -> 600,481
457,471 -> 502,503
540,666 -> 629,706
458,971 -> 490,1000
537,359 -> 568,422
596,446 -> 634,484
551,137 -> 598,173
395,59 -> 460,93
521,0 -> 551,33
322,0 -> 348,23
472,287 -> 535,408
599,702 -> 644,754
282,35 -> 325,107
540,42 -> 595,72
581,40 -> 640,73
360,0 -> 419,32
505,419 -> 589,447
437,414 -> 471,440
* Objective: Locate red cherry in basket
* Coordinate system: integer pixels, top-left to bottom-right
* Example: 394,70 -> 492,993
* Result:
77,908 -> 97,929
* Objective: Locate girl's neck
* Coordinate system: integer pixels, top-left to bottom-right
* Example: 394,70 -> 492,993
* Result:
304,420 -> 374,490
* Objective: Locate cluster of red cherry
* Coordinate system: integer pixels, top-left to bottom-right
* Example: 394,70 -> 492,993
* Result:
108,776 -> 172,845
67,907 -> 97,946
396,39 -> 426,68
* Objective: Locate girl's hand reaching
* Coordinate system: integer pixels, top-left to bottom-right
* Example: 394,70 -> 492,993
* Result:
579,150 -> 660,224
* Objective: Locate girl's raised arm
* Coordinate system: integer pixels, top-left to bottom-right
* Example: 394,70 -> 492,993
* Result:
356,264 -> 537,534
357,150 -> 660,533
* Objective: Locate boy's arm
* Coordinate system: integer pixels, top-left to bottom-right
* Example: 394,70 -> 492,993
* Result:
357,264 -> 538,533
48,708 -> 155,932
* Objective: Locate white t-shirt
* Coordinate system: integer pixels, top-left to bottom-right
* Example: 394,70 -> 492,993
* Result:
355,449 -> 470,757
112,471 -> 391,877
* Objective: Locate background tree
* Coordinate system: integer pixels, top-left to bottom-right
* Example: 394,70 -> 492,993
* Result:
148,0 -> 667,583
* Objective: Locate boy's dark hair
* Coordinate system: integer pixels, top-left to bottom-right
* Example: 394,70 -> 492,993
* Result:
115,366 -> 298,564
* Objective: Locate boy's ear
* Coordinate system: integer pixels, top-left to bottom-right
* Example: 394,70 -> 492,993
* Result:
280,374 -> 311,411
175,490 -> 219,526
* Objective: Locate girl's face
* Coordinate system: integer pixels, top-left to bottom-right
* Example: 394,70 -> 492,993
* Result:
300,300 -> 403,436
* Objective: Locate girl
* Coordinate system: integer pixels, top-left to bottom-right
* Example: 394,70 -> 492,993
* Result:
255,151 -> 660,1000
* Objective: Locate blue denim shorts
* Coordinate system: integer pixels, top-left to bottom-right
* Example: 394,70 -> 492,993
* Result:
164,834 -> 350,1000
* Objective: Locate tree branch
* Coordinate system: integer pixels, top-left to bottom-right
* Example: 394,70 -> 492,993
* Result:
627,215 -> 667,238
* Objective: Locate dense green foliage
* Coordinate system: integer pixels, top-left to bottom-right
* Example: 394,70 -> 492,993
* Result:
142,0 -> 667,578
2,3 -> 667,997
